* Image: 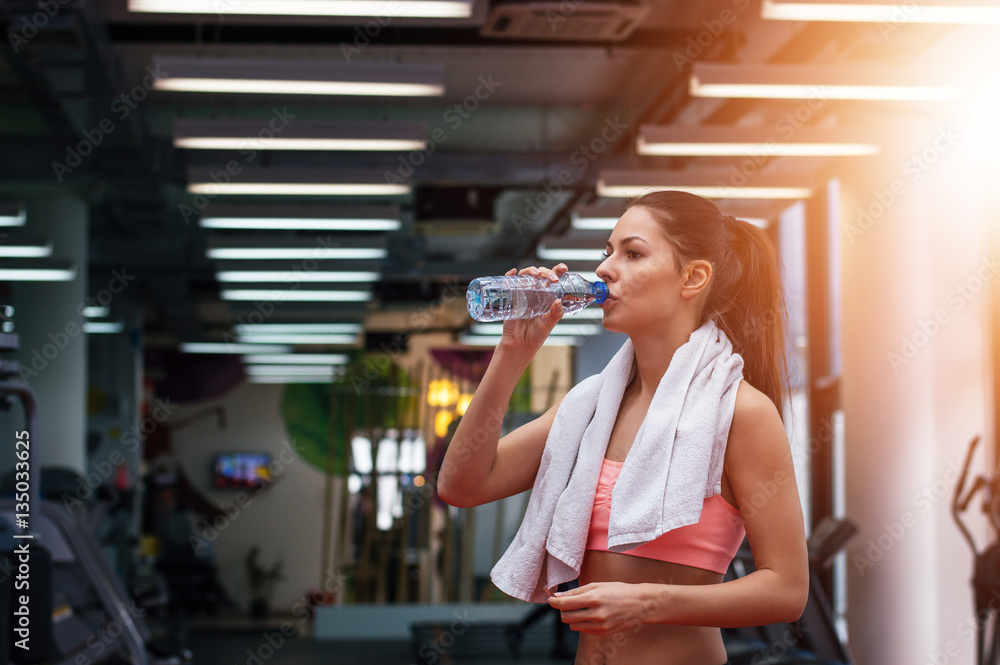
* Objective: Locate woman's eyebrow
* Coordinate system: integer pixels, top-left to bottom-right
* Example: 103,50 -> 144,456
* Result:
605,236 -> 650,249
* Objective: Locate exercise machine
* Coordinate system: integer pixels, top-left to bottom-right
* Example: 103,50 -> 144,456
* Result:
0,305 -> 190,665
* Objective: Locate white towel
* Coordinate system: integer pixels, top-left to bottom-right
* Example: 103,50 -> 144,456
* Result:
489,319 -> 744,603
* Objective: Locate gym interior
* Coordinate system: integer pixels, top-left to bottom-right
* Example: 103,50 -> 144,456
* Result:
0,1 -> 999,664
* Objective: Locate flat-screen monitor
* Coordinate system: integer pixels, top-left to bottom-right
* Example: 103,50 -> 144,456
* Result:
212,452 -> 272,489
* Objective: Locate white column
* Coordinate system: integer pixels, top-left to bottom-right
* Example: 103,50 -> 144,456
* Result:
11,196 -> 88,475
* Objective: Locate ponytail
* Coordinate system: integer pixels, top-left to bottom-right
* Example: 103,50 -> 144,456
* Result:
625,191 -> 789,416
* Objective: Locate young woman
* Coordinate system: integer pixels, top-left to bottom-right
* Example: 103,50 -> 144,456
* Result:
438,190 -> 809,665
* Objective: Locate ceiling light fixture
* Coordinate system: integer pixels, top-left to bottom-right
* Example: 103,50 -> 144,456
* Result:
597,170 -> 813,199
690,63 -> 961,101
241,353 -> 350,364
220,289 -> 372,302
131,0 -> 472,19
637,125 -> 880,156
0,239 -> 53,258
83,322 -> 125,334
175,119 -> 427,152
200,204 -> 401,231
0,204 -> 26,227
206,235 -> 388,260
82,306 -> 110,318
181,343 -> 293,354
153,57 -> 446,97
761,0 -> 1000,23
235,324 -> 362,335
0,262 -> 76,281
217,270 -> 381,283
187,168 -> 410,197
245,365 -> 343,376
237,334 -> 359,344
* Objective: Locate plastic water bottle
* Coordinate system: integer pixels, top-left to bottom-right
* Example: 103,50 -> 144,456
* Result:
466,273 -> 608,322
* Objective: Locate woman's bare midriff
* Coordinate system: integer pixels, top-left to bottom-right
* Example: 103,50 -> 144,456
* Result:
572,550 -> 729,665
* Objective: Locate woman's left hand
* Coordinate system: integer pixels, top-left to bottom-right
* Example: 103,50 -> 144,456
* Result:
547,582 -> 656,635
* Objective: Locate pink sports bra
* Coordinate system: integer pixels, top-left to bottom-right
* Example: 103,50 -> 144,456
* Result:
585,458 -> 746,574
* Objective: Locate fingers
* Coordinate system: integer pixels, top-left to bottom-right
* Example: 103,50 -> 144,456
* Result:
514,263 -> 568,282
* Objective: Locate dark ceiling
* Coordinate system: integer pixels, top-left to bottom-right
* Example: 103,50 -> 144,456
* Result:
0,0 -> 956,351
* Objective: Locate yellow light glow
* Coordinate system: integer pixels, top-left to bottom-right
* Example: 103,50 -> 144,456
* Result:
456,394 -> 473,416
427,379 -> 460,407
434,411 -> 455,438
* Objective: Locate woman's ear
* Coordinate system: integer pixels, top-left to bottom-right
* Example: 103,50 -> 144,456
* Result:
680,260 -> 712,300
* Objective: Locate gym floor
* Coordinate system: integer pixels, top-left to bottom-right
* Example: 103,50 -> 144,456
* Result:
178,612 -> 577,665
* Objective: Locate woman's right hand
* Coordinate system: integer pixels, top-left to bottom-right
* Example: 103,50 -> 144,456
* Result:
498,263 -> 568,356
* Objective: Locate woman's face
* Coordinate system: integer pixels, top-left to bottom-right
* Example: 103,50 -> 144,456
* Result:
595,205 -> 688,334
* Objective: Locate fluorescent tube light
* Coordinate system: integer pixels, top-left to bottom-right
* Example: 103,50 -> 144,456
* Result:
174,119 -> 427,152
245,365 -> 341,376
237,334 -> 359,344
0,204 -> 25,227
82,306 -> 110,318
200,204 -> 401,231
217,270 -> 381,283
690,63 -> 961,101
208,248 -> 387,260
153,57 -> 445,97
0,240 -> 53,258
637,125 -> 880,157
597,170 -> 813,200
241,353 -> 350,364
762,0 -> 1000,23
188,182 -> 410,196
181,343 -> 293,353
235,324 -> 362,335
202,217 -> 400,231
0,265 -> 76,281
247,375 -> 338,383
571,203 -> 625,230
536,246 -> 606,262
131,0 -> 472,18
221,289 -> 371,302
83,322 -> 125,334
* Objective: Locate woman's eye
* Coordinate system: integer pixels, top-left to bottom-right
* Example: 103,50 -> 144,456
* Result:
627,250 -> 640,259
600,251 -> 609,260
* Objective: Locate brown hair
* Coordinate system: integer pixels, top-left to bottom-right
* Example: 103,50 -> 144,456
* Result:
626,190 -> 789,416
